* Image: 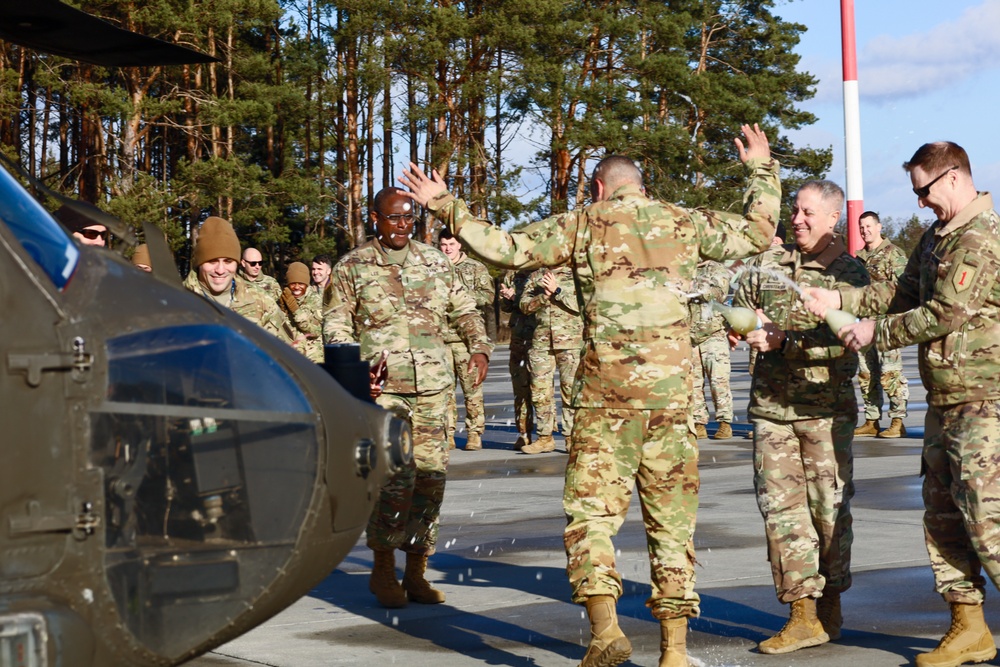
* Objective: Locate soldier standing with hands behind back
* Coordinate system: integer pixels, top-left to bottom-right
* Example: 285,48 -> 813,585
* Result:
399,123 -> 780,667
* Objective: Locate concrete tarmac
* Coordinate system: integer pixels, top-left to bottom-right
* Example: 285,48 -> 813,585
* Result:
190,345 -> 1000,667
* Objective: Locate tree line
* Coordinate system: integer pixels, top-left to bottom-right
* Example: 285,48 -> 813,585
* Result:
0,0 -> 832,276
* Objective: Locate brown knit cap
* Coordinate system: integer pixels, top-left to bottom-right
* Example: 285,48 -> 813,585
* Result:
131,243 -> 151,267
286,261 -> 310,285
193,216 -> 241,267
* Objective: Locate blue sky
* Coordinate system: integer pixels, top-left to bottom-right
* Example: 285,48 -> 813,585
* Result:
778,0 -> 1000,227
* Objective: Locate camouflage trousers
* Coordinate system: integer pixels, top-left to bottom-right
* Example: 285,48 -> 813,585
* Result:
446,341 -> 485,437
923,400 -> 1000,604
858,346 -> 909,421
367,389 -> 450,556
528,344 -> 581,437
752,415 -> 855,602
509,337 -> 534,434
691,333 -> 734,424
564,407 -> 700,620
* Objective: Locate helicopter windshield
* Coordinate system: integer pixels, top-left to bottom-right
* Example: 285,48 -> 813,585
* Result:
92,324 -> 319,658
0,164 -> 78,289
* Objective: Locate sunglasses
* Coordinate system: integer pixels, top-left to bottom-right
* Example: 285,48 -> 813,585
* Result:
913,166 -> 958,198
245,260 -> 262,266
79,228 -> 108,241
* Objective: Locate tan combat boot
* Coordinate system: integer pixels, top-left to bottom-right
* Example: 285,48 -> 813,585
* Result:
659,617 -> 689,667
514,433 -> 530,451
877,418 -> 906,439
817,592 -> 842,641
712,422 -> 733,439
916,603 -> 996,667
854,419 -> 880,436
465,432 -> 482,451
369,549 -> 407,608
402,553 -> 446,604
694,424 -> 708,439
758,597 -> 829,654
522,434 -> 555,454
744,428 -> 754,440
579,595 -> 632,667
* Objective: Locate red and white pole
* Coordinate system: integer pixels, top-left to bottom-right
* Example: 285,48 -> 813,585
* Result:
841,0 -> 863,255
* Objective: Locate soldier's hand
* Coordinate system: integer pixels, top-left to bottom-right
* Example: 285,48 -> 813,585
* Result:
398,162 -> 448,207
541,271 -> 559,296
734,123 -> 770,164
802,287 -> 841,318
469,353 -> 489,387
839,318 -> 876,352
280,288 -> 299,314
500,284 -> 515,300
726,329 -> 742,350
745,309 -> 785,352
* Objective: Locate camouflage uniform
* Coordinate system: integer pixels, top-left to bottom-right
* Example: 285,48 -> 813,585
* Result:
443,254 -> 494,441
688,260 -> 734,426
520,266 -> 583,440
428,155 -> 781,619
323,239 -> 490,555
281,288 -> 325,363
183,271 -> 292,343
239,269 -> 282,303
734,238 -> 869,602
841,193 -> 1000,604
855,239 -> 910,421
501,270 -> 536,435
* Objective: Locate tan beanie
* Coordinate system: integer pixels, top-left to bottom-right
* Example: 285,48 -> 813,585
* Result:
286,261 -> 310,285
193,216 -> 241,267
131,243 -> 151,267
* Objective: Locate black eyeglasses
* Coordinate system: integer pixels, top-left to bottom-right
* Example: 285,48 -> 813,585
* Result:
245,260 -> 262,266
913,166 -> 958,198
79,228 -> 108,241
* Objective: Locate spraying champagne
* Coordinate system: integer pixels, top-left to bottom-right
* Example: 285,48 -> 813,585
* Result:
711,301 -> 763,336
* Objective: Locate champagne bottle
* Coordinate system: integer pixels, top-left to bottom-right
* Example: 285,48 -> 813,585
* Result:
710,301 -> 763,335
824,308 -> 859,334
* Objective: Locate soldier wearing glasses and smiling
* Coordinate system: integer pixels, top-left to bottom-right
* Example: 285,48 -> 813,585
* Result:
807,141 -> 1000,667
323,187 -> 492,610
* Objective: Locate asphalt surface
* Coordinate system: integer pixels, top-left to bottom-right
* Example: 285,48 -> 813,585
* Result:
189,344 -> 1000,667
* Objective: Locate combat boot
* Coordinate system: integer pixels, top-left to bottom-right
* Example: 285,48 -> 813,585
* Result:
877,418 -> 906,439
744,428 -> 754,440
916,603 -> 996,667
514,433 -> 530,451
465,432 -> 482,451
712,422 -> 733,439
522,434 -> 555,454
658,617 -> 689,667
817,592 -> 842,640
694,423 -> 708,439
579,595 -> 632,667
854,419 -> 880,436
758,597 -> 829,654
402,553 -> 446,604
369,549 -> 407,608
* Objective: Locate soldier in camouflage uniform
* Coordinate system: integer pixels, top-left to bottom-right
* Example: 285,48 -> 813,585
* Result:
733,181 -> 869,655
519,265 -> 583,454
323,187 -> 491,610
688,260 -> 735,439
183,217 -> 292,342
278,261 -> 324,363
853,211 -> 910,438
239,247 -> 282,303
439,228 -> 494,451
400,122 -> 780,667
809,142 -> 1000,667
500,270 -> 536,450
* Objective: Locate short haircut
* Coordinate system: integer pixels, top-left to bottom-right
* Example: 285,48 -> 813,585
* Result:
593,155 -> 643,191
903,141 -> 971,178
798,180 -> 845,218
438,228 -> 456,242
859,210 -> 880,224
372,186 -> 407,215
311,253 -> 333,268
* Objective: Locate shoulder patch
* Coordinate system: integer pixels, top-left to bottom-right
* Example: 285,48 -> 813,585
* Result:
949,260 -> 978,293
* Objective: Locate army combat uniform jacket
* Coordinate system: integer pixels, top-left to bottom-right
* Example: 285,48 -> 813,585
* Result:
842,193 -> 1000,408
688,260 -> 732,346
856,238 -> 908,284
284,288 -> 325,363
427,157 -> 781,409
239,270 -> 282,303
323,239 -> 491,396
184,271 -> 292,343
735,238 -> 869,421
443,253 -> 493,345
520,265 -> 583,351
